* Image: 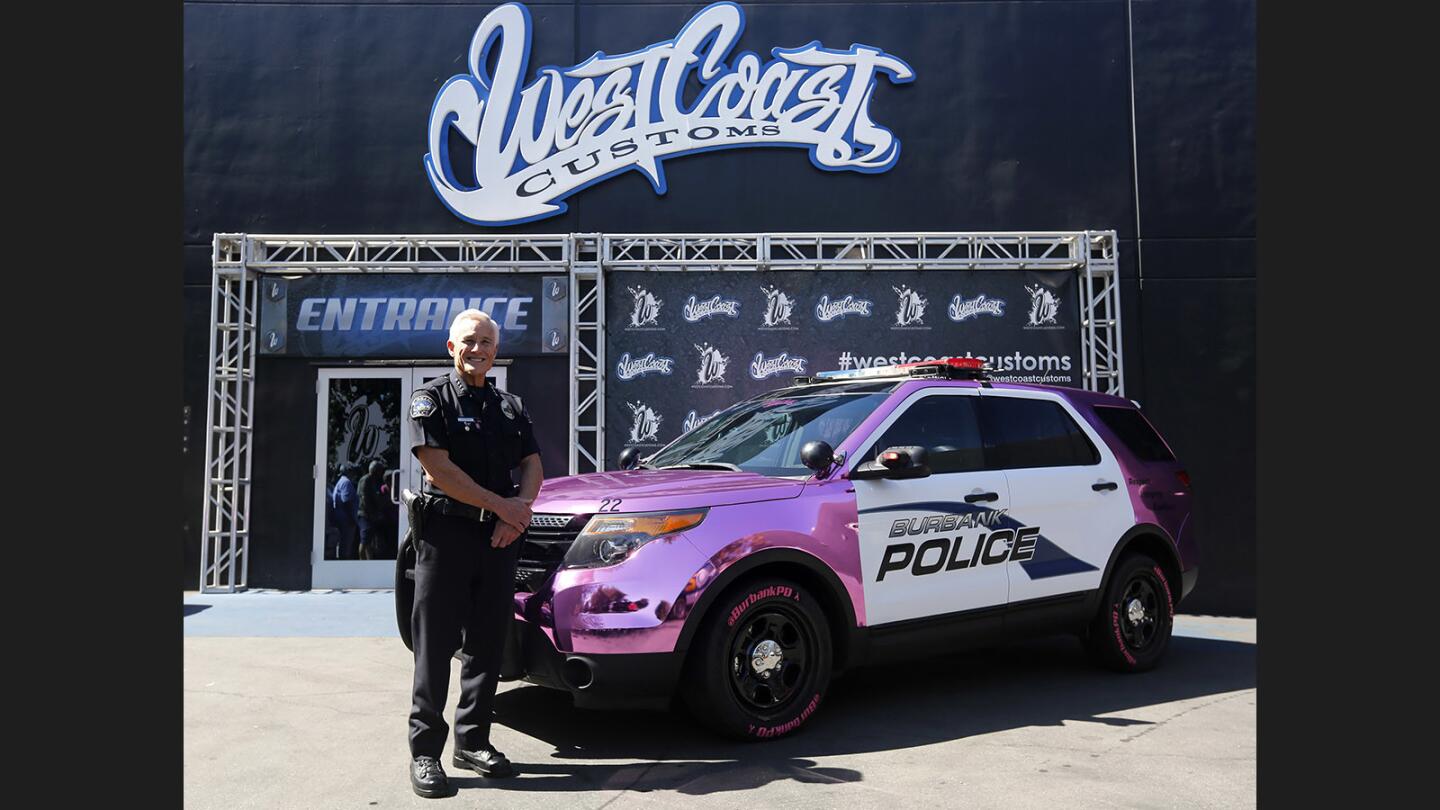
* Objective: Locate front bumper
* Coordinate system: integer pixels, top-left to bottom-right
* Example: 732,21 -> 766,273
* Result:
502,526 -> 713,708
502,616 -> 683,711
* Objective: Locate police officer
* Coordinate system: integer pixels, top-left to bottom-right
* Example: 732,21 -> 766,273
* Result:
405,309 -> 542,798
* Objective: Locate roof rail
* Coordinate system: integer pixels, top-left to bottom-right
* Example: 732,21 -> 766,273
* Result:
807,357 -> 992,384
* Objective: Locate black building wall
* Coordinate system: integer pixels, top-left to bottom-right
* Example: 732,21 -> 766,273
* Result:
183,0 -> 1255,615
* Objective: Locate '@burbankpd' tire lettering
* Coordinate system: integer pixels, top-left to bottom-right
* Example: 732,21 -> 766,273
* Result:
1084,552 -> 1175,672
683,577 -> 833,740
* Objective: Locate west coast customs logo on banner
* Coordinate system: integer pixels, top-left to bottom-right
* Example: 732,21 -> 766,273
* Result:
1024,283 -> 1064,329
948,293 -> 1006,322
759,285 -> 798,330
683,295 -> 741,323
627,401 -> 663,444
424,2 -> 914,226
815,294 -> 874,322
693,342 -> 732,388
626,285 -> 664,330
891,285 -> 929,329
750,351 -> 808,380
615,351 -> 675,380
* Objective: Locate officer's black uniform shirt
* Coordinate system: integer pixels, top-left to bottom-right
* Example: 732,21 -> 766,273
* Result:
407,371 -> 539,499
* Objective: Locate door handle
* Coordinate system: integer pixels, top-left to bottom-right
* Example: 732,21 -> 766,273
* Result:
1092,481 -> 1118,492
387,469 -> 402,504
965,491 -> 999,503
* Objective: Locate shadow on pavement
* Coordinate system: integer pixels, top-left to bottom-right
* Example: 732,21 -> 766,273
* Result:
184,604 -> 211,616
486,634 -> 1253,794
449,758 -> 863,794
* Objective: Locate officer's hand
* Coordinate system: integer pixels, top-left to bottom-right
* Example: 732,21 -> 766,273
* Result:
495,497 -> 533,530
491,521 -> 523,549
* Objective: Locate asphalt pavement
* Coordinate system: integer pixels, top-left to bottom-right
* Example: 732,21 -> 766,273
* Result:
184,591 -> 1256,809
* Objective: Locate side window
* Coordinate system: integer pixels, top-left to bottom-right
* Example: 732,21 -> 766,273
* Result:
1091,406 -> 1175,462
864,395 -> 984,474
979,396 -> 1100,469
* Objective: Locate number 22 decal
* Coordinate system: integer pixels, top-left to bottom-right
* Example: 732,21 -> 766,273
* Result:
599,498 -> 623,513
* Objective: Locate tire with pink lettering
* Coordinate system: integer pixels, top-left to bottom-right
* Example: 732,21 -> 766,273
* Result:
682,577 -> 832,740
1084,552 -> 1175,672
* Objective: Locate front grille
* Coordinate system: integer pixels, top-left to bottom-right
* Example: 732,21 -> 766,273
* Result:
515,513 -> 590,592
529,514 -> 573,529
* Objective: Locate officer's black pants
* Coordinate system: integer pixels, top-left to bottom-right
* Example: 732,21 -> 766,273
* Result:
409,512 -> 519,758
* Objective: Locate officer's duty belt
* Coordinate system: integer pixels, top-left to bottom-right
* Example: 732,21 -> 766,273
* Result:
421,492 -> 497,523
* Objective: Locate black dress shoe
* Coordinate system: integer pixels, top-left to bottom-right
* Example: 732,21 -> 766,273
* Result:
452,746 -> 516,778
411,756 -> 453,798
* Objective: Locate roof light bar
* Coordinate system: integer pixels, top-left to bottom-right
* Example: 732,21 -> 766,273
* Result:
812,357 -> 990,382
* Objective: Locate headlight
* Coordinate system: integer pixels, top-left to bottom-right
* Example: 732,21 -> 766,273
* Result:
562,509 -> 708,568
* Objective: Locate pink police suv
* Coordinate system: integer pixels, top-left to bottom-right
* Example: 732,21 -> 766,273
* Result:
502,358 -> 1196,739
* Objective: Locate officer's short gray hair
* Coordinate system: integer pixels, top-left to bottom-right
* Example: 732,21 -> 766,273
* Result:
449,309 -> 498,341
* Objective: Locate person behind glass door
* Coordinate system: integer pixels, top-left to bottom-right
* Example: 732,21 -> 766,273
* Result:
331,463 -> 360,559
357,459 -> 387,560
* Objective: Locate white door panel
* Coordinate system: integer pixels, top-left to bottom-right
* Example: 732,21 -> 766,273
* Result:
982,391 -> 1136,604
1000,465 -> 1128,600
851,388 -> 1011,625
855,473 -> 1012,624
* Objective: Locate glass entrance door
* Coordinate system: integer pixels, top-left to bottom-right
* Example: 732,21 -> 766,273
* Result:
311,365 -> 507,589
312,369 -> 408,588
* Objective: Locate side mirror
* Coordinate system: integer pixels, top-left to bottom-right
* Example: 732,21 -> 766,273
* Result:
800,440 -> 835,474
616,447 -> 642,470
849,445 -> 932,480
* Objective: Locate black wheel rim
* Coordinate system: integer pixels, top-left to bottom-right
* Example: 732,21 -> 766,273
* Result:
727,604 -> 813,712
1119,574 -> 1161,651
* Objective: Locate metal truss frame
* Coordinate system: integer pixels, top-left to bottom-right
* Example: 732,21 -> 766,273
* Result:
1080,231 -> 1124,394
200,236 -> 257,593
568,235 -> 605,476
201,230 -> 1121,592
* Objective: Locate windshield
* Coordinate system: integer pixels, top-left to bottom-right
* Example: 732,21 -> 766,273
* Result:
645,389 -> 890,477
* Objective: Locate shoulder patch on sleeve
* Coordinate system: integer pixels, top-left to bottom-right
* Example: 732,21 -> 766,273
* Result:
410,393 -> 438,419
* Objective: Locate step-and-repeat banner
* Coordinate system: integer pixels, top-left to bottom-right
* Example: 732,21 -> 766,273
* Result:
605,270 -> 1082,464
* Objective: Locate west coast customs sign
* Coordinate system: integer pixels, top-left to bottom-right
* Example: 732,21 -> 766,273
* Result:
425,2 -> 914,225
606,271 -> 1081,459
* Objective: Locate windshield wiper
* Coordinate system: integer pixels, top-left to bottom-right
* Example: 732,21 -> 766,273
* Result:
660,462 -> 743,472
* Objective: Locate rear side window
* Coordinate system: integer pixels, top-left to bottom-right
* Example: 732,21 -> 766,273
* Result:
1092,406 -> 1175,462
866,395 -> 985,474
979,396 -> 1099,469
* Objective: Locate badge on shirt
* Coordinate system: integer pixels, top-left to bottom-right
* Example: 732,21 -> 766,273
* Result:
410,393 -> 438,419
